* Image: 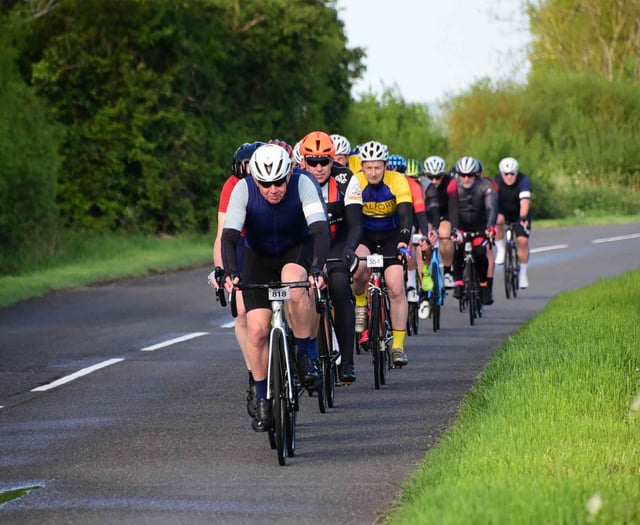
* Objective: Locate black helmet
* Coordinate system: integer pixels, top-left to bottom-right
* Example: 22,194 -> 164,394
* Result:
232,141 -> 264,178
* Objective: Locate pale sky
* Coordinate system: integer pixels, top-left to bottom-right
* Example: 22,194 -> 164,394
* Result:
335,0 -> 532,105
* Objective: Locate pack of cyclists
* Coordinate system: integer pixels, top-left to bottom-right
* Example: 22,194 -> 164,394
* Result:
211,134 -> 531,433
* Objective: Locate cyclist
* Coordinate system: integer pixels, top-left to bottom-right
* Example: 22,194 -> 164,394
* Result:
331,133 -> 352,168
352,141 -> 413,367
406,157 -> 439,288
447,156 -> 497,306
399,156 -> 437,303
422,155 -> 455,288
493,156 -> 532,288
477,160 -> 498,304
211,141 -> 263,418
221,143 -> 330,432
300,131 -> 362,384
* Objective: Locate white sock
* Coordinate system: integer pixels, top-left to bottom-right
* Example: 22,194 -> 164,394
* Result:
407,269 -> 417,288
520,262 -> 528,276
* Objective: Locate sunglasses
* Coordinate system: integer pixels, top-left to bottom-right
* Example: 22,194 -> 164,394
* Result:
503,172 -> 517,177
427,175 -> 443,180
305,157 -> 331,168
459,173 -> 475,179
257,177 -> 287,188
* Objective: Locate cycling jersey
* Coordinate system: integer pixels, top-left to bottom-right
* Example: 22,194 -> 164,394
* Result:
447,176 -> 497,232
356,169 -> 413,235
320,164 -> 362,249
222,171 -> 328,272
493,171 -> 532,222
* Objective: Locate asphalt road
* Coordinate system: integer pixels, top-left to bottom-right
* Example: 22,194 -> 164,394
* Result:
1,223 -> 639,524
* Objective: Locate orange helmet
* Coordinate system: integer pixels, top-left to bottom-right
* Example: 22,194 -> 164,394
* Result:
299,131 -> 335,158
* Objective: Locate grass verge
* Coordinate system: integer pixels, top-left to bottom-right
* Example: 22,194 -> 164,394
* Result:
0,233 -> 212,308
388,269 -> 640,524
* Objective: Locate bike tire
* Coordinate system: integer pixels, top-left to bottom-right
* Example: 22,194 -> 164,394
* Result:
380,293 -> 391,385
315,312 -> 329,414
430,260 -> 441,332
407,301 -> 418,335
464,262 -> 476,326
511,244 -> 520,298
370,291 -> 381,390
271,330 -> 287,466
504,243 -> 513,299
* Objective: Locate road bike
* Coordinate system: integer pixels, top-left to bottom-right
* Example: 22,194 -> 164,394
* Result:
232,280 -> 310,466
359,247 -> 405,389
503,222 -> 520,299
405,235 -> 422,336
313,280 -> 341,412
421,237 -> 447,332
456,232 -> 484,326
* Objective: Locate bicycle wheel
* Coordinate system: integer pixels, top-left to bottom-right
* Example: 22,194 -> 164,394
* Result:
511,243 -> 520,298
430,260 -> 441,332
315,313 -> 329,414
504,242 -> 513,299
271,330 -> 287,466
464,262 -> 476,326
407,301 -> 418,335
369,291 -> 382,390
379,294 -> 391,384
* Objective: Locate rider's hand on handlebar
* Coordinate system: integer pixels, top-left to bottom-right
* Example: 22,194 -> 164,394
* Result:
452,229 -> 464,244
397,244 -> 413,261
309,268 -> 327,290
223,273 -> 240,294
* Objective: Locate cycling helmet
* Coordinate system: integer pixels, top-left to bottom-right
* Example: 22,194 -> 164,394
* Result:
423,155 -> 446,176
387,154 -> 407,173
232,141 -> 264,178
455,156 -> 480,175
267,138 -> 293,159
405,158 -> 422,178
330,134 -> 351,156
292,140 -> 303,165
299,131 -> 335,158
249,143 -> 292,183
359,140 -> 389,162
499,157 -> 519,174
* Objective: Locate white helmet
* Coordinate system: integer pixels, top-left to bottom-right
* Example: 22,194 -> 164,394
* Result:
455,156 -> 480,175
331,134 -> 351,156
499,157 -> 519,174
359,140 -> 389,162
292,140 -> 303,165
423,155 -> 447,176
250,143 -> 292,183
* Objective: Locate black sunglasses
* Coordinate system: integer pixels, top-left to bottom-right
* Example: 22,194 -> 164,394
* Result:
305,157 -> 331,168
427,175 -> 443,180
257,177 -> 287,188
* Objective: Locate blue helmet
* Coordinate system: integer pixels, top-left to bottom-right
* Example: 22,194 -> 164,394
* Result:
387,154 -> 407,173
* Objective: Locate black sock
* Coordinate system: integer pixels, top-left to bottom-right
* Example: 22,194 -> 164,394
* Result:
248,370 -> 255,386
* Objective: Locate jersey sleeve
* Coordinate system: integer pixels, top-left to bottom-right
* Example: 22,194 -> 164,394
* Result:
298,175 -> 328,225
222,179 -> 249,232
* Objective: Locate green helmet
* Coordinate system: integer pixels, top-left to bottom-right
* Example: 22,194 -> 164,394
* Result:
405,158 -> 422,178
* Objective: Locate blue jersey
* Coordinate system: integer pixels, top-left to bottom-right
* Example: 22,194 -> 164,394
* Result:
224,171 -> 327,257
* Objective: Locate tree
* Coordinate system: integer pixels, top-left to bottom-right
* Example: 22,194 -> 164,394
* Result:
527,0 -> 640,80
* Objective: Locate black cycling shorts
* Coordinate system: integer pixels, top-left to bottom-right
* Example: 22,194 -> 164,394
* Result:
241,240 -> 313,312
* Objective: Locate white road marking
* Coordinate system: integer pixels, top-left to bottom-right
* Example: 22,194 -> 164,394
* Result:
31,358 -> 125,392
221,320 -> 235,328
140,332 -> 209,352
592,233 -> 640,244
530,244 -> 569,254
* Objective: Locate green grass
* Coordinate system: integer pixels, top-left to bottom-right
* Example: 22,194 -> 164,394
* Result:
388,270 -> 640,524
0,233 -> 212,307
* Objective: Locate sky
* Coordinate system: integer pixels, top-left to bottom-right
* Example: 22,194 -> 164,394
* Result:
335,0 -> 532,105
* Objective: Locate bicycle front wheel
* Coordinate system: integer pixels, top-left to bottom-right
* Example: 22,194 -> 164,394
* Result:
464,262 -> 476,326
369,291 -> 382,390
430,260 -> 441,332
271,330 -> 289,466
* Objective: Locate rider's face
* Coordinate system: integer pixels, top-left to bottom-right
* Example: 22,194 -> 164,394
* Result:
256,175 -> 289,204
303,156 -> 333,185
362,160 -> 386,184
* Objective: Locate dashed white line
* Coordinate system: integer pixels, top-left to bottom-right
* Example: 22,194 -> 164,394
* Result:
530,244 -> 569,254
140,332 -> 209,352
592,233 -> 640,244
31,358 -> 125,392
221,320 -> 235,328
